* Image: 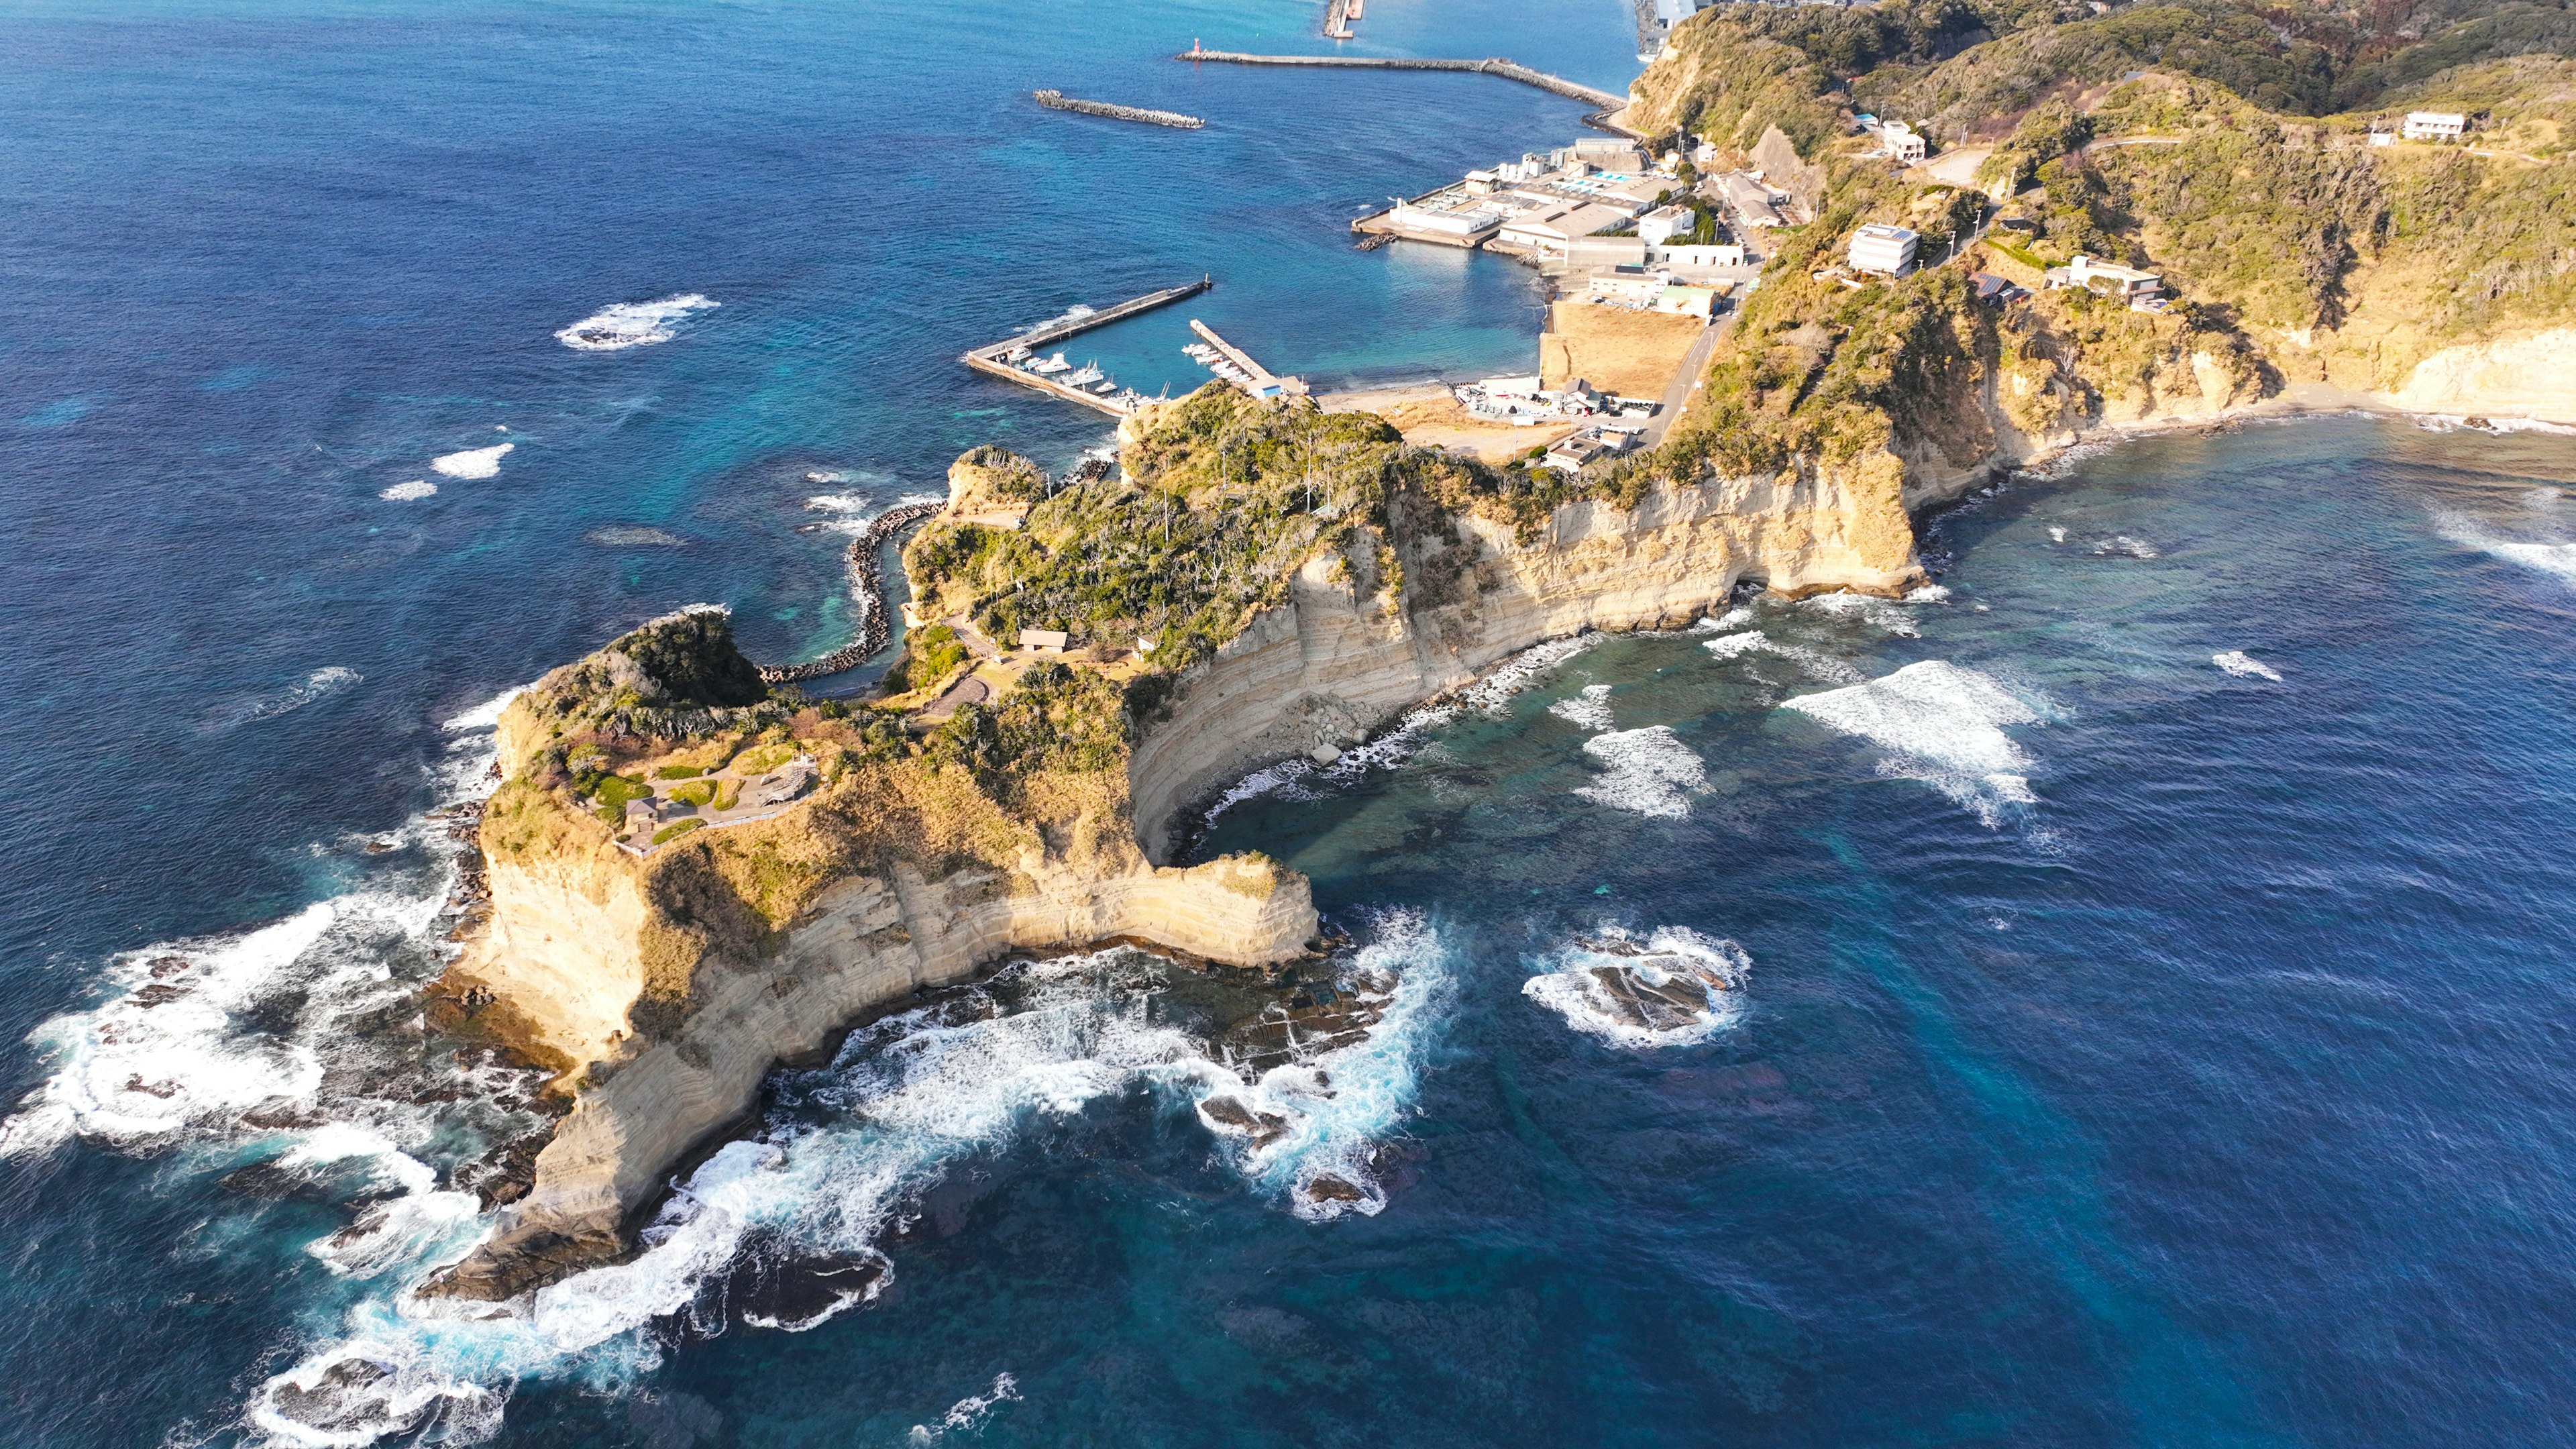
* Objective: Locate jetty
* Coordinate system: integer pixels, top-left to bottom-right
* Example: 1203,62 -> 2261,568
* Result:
1188,319 -> 1305,399
1322,0 -> 1355,39
1034,91 -> 1204,129
961,278 -> 1213,416
1175,45 -> 1635,129
756,500 -> 945,686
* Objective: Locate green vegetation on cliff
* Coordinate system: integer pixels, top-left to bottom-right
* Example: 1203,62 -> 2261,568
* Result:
1619,0 -> 2575,484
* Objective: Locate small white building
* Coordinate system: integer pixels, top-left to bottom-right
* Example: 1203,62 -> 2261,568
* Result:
1497,202 -> 1637,257
1019,629 -> 1070,653
1848,223 -> 1919,276
1587,268 -> 1669,305
1657,284 -> 1720,318
2043,253 -> 2163,305
2402,111 -> 2466,141
1864,118 -> 1928,163
1651,242 -> 1747,270
1637,205 -> 1696,246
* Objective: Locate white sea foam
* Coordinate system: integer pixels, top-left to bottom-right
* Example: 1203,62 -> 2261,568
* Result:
2048,526 -> 2068,543
1548,684 -> 1613,731
1699,630 -> 1864,683
2436,511 -> 2576,587
1575,727 -> 1706,818
1783,659 -> 2045,826
1905,584 -> 1952,603
1523,926 -> 1750,1049
431,444 -> 512,480
1691,606 -> 1754,633
554,294 -> 718,352
907,1375 -> 1022,1445
1703,629 -> 1771,661
441,687 -> 523,733
198,667 -> 364,734
251,917 -> 1451,1442
1803,590 -> 1920,636
378,481 -> 436,502
1198,635 -> 1601,826
1189,910 -> 1452,1220
2416,413 -> 2576,436
2212,650 -> 2283,681
2090,535 -> 2160,559
1461,633 -> 1599,714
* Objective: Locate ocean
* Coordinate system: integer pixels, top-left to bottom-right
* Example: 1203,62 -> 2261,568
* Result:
5,1 -> 2576,1444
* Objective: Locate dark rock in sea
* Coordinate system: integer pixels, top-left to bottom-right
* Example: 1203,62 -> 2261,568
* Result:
146,955 -> 191,979
1197,1093 -> 1293,1148
733,1253 -> 887,1331
219,1159 -> 329,1201
123,1074 -> 180,1099
129,983 -> 189,1008
266,1358 -> 398,1438
1303,1173 -> 1368,1203
421,1218 -> 626,1301
241,1101 -> 327,1130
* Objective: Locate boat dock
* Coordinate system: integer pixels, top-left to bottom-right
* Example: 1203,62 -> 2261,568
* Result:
1175,45 -> 1635,129
1034,91 -> 1204,129
1322,0 -> 1355,39
961,278 -> 1212,416
1187,319 -> 1305,398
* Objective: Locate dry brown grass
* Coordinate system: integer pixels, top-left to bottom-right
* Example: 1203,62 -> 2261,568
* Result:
1540,302 -> 1707,398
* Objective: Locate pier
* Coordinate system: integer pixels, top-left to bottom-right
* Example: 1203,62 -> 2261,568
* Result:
1322,0 -> 1355,39
961,278 -> 1213,416
1034,91 -> 1204,129
756,500 -> 945,686
1174,46 -> 1634,126
1188,319 -> 1305,398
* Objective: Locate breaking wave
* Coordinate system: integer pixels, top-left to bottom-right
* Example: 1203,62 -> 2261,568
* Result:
1575,727 -> 1705,818
379,481 -> 436,502
2436,511 -> 2576,588
907,1375 -> 1021,1444
431,444 -> 512,480
196,666 -> 364,734
554,294 -> 718,352
1699,630 -> 1865,683
1548,684 -> 1613,731
2212,650 -> 2283,681
1782,659 -> 2047,826
1523,926 -> 1750,1049
244,914 -> 1451,1444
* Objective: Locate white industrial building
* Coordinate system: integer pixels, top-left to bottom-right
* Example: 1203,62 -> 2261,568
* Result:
1848,223 -> 1919,276
1637,205 -> 1696,246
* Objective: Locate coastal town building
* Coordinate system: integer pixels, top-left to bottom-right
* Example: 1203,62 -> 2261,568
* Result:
1564,235 -> 1651,269
1652,242 -> 1746,269
1497,201 -> 1639,257
1848,223 -> 1919,275
2402,110 -> 2467,140
1657,283 -> 1719,317
1711,172 -> 1785,227
1856,115 -> 1928,163
2043,253 -> 2164,307
1637,205 -> 1695,246
1587,267 -> 1668,305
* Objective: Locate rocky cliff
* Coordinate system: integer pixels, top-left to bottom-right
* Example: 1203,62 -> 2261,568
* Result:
1129,462 -> 1919,860
434,384 -> 1930,1296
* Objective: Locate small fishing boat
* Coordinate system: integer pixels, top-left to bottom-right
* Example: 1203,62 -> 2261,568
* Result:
1065,362 -> 1105,386
1032,352 -> 1072,374
1092,379 -> 1117,393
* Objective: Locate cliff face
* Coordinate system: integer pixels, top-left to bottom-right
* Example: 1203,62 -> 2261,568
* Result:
1131,465 -> 1919,861
440,837 -> 1306,1299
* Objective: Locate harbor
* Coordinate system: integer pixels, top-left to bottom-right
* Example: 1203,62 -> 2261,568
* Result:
1183,319 -> 1304,399
960,278 -> 1212,416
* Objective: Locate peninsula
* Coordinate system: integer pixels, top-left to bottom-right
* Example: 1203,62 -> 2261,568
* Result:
431,0 -> 2575,1299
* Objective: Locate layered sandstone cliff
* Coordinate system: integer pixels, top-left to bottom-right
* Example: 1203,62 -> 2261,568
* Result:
1129,463 -> 1919,861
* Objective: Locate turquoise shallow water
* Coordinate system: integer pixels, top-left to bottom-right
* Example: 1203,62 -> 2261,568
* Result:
7,1 -> 2576,1444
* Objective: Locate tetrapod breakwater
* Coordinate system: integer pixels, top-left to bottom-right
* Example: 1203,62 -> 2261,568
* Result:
1034,91 -> 1205,129
755,500 -> 945,686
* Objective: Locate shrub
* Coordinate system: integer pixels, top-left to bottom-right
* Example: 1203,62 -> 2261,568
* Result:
666,780 -> 716,806
654,764 -> 706,780
652,818 -> 708,845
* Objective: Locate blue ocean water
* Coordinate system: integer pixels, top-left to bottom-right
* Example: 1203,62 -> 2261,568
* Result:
7,1 -> 2576,1445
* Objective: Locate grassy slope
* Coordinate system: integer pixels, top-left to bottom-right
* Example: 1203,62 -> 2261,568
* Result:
1617,0 -> 2575,490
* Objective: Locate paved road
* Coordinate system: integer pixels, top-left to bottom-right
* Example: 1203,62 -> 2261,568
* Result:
1641,311 -> 1734,449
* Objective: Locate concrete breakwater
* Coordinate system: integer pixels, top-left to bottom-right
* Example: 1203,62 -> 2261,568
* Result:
1173,48 -> 1629,115
755,500 -> 944,686
1034,90 -> 1203,129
